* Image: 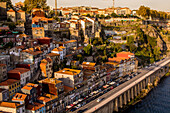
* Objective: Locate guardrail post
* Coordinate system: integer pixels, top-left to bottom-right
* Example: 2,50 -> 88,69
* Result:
123,92 -> 127,105
131,88 -> 134,100
119,95 -> 123,108
127,90 -> 131,102
114,98 -> 119,112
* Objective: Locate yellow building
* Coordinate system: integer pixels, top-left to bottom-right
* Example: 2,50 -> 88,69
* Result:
17,10 -> 26,22
7,9 -> 16,22
40,57 -> 53,78
54,68 -> 83,88
0,79 -> 21,99
0,102 -> 25,113
32,27 -> 45,39
39,78 -> 64,95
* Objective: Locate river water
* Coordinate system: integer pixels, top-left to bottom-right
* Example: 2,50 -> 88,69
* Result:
123,76 -> 170,113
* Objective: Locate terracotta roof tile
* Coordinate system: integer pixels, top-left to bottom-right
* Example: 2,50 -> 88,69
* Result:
0,79 -> 20,86
12,93 -> 27,101
26,102 -> 45,111
0,102 -> 20,108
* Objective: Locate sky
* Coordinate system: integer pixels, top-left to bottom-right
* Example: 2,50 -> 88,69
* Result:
12,0 -> 170,12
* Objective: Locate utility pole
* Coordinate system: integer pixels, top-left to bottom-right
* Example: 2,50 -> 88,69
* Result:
55,0 -> 57,16
113,0 -> 115,9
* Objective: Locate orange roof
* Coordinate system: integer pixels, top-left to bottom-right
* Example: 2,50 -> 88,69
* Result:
66,40 -> 77,43
0,64 -> 6,67
7,9 -> 15,12
52,48 -> 63,52
55,68 -> 81,76
37,96 -> 51,103
59,46 -> 66,49
15,46 -> 25,49
26,102 -> 45,111
22,50 -> 43,56
47,53 -> 60,57
77,46 -> 84,50
105,62 -> 119,66
22,83 -> 39,91
117,51 -> 134,55
39,78 -> 62,85
22,85 -> 33,91
64,85 -> 74,93
0,79 -> 19,86
12,93 -> 27,101
17,10 -> 25,12
8,68 -> 30,74
26,83 -> 39,88
38,37 -> 52,40
43,93 -> 58,99
0,102 -> 20,108
108,57 -> 129,62
82,62 -> 96,67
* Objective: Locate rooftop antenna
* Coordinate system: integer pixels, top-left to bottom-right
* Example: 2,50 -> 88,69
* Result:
55,0 -> 58,16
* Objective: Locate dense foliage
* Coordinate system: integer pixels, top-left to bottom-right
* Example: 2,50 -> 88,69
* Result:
137,6 -> 170,20
24,0 -> 48,13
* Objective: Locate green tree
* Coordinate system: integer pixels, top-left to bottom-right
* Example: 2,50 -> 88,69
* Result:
137,6 -> 150,18
111,13 -> 117,17
86,14 -> 91,17
8,22 -> 16,30
129,44 -> 137,52
59,11 -> 63,16
96,14 -> 100,18
24,0 -> 48,13
100,14 -> 105,19
154,47 -> 161,60
83,44 -> 92,55
105,15 -> 111,19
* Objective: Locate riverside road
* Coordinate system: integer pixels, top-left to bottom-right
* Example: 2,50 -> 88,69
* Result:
72,57 -> 170,113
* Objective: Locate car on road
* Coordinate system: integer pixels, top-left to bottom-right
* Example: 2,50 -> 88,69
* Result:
97,98 -> 105,102
70,108 -> 77,112
109,81 -> 116,85
110,86 -> 114,90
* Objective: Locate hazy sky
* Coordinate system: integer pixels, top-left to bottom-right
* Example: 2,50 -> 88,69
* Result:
12,0 -> 170,11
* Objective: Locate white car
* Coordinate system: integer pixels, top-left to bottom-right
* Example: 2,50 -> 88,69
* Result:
73,101 -> 78,105
97,98 -> 104,102
78,98 -> 83,102
109,82 -> 116,85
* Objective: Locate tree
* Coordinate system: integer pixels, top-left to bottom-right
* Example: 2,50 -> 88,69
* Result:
129,44 -> 137,52
0,0 -> 12,8
86,14 -> 91,17
111,13 -> 117,18
8,22 -> 16,30
153,47 -> 161,60
100,14 -> 105,19
105,15 -> 111,19
137,6 -> 150,18
96,14 -> 100,18
24,0 -> 48,13
59,11 -> 63,16
83,44 -> 92,55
